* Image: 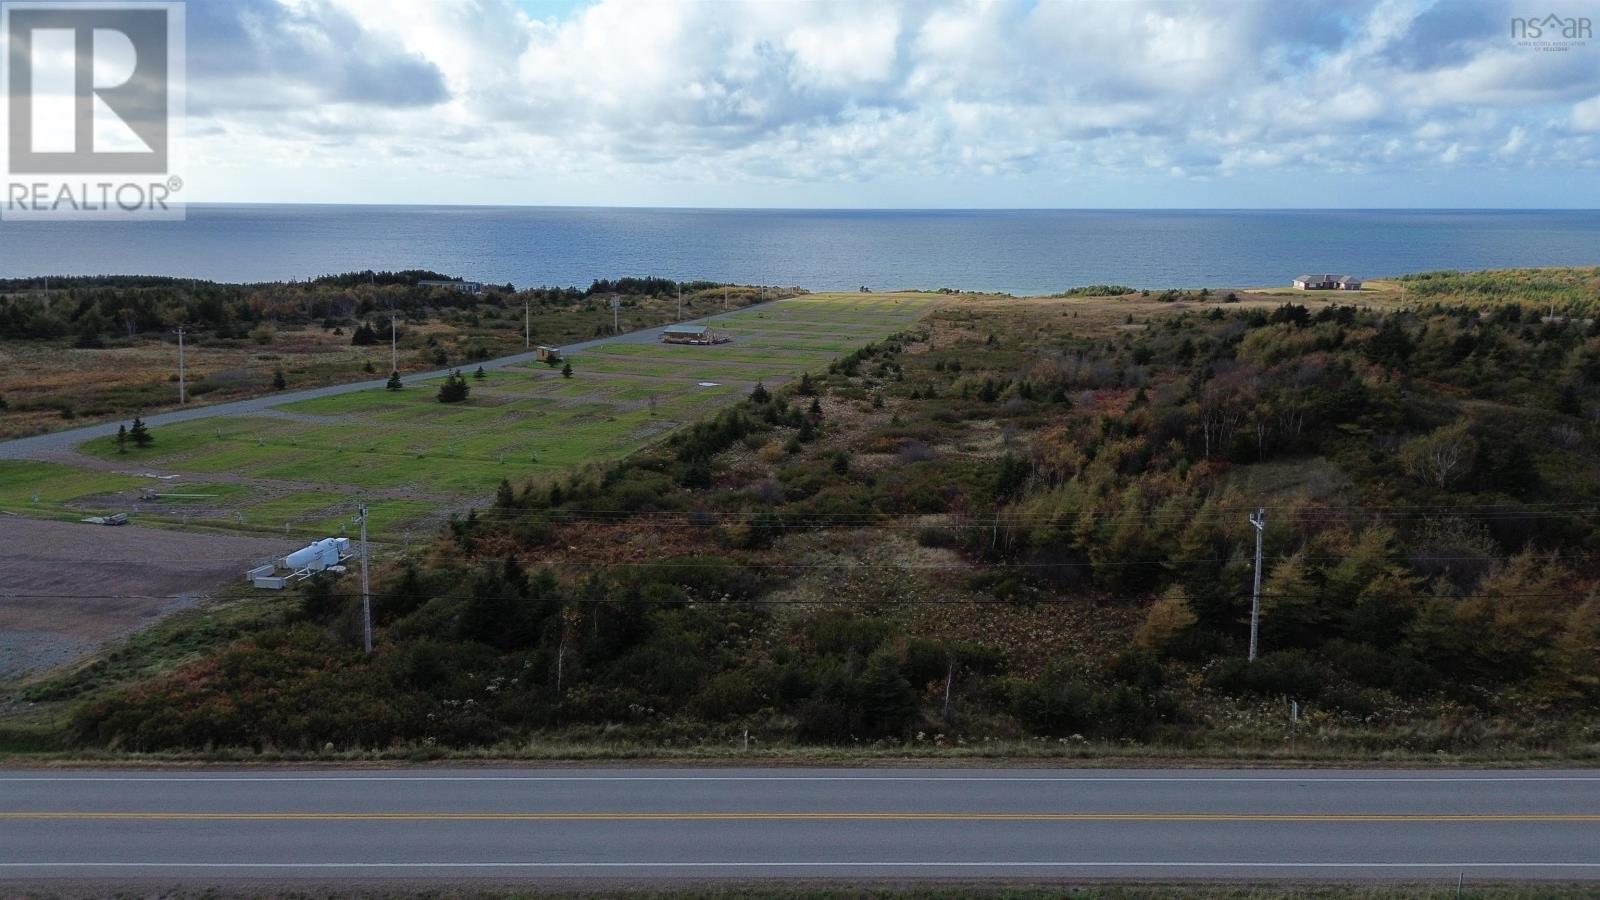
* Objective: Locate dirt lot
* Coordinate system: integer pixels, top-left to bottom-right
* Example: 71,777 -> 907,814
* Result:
0,517 -> 294,679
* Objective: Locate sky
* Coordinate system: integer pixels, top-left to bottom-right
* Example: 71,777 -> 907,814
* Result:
174,0 -> 1600,208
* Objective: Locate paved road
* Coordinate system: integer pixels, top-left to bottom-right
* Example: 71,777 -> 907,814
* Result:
0,304 -> 774,460
2,767 -> 1597,882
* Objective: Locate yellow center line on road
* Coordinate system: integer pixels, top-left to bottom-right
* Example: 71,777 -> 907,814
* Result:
1,812 -> 1597,823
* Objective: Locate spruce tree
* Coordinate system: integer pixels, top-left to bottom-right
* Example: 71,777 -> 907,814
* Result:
272,368 -> 287,390
115,425 -> 128,454
749,381 -> 770,403
129,416 -> 152,447
474,365 -> 487,380
436,370 -> 470,403
385,371 -> 403,391
561,361 -> 573,379
493,478 -> 516,509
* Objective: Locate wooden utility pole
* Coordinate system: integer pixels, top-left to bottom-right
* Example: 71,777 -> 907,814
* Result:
524,297 -> 530,349
1248,507 -> 1266,662
356,504 -> 372,654
175,325 -> 187,404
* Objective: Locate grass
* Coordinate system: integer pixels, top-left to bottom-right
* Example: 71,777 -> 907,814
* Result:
0,290 -> 1395,542
0,460 -> 143,518
0,285 -> 814,442
4,294 -> 939,543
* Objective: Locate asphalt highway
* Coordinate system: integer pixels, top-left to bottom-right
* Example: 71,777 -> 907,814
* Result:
1,767 -> 1598,882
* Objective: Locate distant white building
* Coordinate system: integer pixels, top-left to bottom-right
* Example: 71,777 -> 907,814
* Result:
418,279 -> 484,294
1293,274 -> 1362,290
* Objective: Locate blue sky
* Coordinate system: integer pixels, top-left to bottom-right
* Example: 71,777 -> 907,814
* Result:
181,0 -> 1600,208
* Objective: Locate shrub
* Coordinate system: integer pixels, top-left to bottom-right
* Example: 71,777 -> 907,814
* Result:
437,370 -> 470,403
691,672 -> 763,719
1205,650 -> 1329,699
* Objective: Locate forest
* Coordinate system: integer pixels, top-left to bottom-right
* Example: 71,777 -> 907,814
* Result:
0,271 -> 736,343
50,269 -> 1600,757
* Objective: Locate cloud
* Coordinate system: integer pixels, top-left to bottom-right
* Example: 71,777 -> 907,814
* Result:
188,0 -> 449,113
182,0 -> 1600,202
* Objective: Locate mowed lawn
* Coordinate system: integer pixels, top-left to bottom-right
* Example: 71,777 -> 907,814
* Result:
3,294 -> 937,539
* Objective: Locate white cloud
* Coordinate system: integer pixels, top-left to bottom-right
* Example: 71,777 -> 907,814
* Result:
1572,95 -> 1600,132
183,0 -> 1600,204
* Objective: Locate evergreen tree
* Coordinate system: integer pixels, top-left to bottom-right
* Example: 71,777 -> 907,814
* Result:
858,652 -> 918,737
808,396 -> 823,420
350,322 -> 380,346
749,381 -> 770,403
272,368 -> 287,390
74,313 -> 105,348
115,424 -> 128,454
1555,382 -> 1582,416
797,372 -> 816,395
474,365 -> 487,380
1365,317 -> 1415,367
437,370 -> 470,403
128,416 -> 152,447
561,361 -> 573,379
493,478 -> 516,509
385,371 -> 403,391
0,394 -> 7,411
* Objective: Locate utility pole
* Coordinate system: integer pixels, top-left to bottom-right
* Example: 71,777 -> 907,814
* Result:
524,296 -> 530,350
390,312 -> 398,374
611,296 -> 620,334
676,284 -> 683,320
356,503 -> 372,654
1248,507 -> 1266,662
724,287 -> 729,311
175,325 -> 187,404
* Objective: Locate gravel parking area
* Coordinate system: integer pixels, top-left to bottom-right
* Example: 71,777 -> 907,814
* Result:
0,517 -> 294,679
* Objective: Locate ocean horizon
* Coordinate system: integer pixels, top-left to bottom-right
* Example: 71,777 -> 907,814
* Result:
2,206 -> 1596,296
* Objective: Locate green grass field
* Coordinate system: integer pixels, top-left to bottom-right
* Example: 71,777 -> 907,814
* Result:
2,294 -> 937,539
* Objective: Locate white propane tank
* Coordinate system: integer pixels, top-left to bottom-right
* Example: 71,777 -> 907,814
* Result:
282,543 -> 321,571
284,538 -> 347,572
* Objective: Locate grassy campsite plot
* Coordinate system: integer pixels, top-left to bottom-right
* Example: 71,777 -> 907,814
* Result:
36,293 -> 938,538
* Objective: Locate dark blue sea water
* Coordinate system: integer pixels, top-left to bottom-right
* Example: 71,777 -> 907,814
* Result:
1,206 -> 1596,295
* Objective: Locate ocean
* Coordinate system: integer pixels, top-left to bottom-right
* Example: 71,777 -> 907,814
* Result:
0,207 -> 1596,296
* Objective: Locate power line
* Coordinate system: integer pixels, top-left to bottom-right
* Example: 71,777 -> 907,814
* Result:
4,589 -> 1594,604
17,552 -> 1600,569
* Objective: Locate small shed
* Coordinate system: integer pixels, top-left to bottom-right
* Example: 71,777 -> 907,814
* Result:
661,324 -> 728,345
536,345 -> 563,363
